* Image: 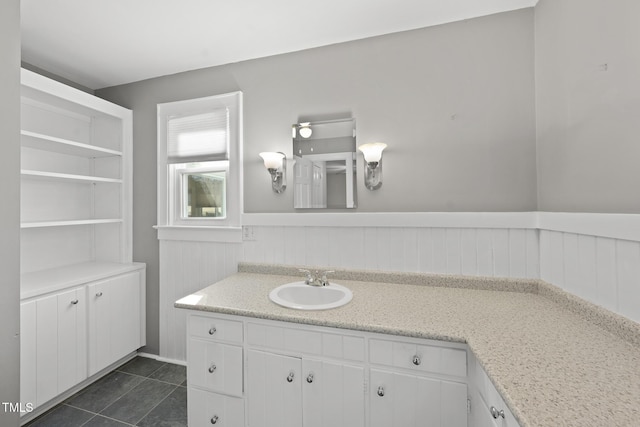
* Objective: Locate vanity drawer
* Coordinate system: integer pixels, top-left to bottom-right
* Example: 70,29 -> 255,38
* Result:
188,387 -> 244,427
247,322 -> 365,362
188,338 -> 243,397
189,314 -> 243,344
369,338 -> 467,377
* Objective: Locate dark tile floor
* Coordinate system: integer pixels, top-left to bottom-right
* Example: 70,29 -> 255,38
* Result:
25,357 -> 187,427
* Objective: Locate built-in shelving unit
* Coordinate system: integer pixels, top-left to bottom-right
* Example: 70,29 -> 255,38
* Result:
19,69 -> 146,423
20,68 -> 134,297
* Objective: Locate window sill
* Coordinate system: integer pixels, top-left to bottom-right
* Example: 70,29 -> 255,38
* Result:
154,225 -> 242,243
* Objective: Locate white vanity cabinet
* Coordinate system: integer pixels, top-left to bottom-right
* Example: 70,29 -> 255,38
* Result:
368,338 -> 468,427
187,315 -> 245,427
185,312 -> 470,427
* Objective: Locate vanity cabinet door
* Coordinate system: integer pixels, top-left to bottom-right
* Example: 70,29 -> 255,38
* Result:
302,359 -> 365,427
370,369 -> 467,427
246,349 -> 302,427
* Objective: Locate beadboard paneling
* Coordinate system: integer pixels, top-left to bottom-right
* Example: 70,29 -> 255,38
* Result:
539,230 -> 640,323
241,226 -> 540,279
159,240 -> 242,361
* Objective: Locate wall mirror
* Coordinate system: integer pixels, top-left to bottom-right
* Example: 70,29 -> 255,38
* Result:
292,118 -> 357,209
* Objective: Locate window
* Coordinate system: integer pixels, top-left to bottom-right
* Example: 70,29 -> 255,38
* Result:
158,92 -> 242,229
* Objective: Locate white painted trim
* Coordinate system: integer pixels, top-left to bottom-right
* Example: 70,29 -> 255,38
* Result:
241,212 -> 640,242
21,68 -> 130,117
137,351 -> 187,367
155,225 -> 243,243
242,212 -> 538,229
537,212 -> 640,242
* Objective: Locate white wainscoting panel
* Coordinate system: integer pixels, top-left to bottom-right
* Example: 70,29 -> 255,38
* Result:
241,226 -> 539,279
159,240 -> 242,361
539,230 -> 640,323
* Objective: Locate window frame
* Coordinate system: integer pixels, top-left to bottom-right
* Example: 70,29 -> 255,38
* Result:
157,92 -> 243,230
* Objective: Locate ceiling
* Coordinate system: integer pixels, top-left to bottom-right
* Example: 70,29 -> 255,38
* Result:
21,0 -> 538,90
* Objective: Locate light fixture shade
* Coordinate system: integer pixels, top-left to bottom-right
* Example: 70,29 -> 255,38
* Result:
259,151 -> 287,193
259,151 -> 284,170
358,142 -> 387,163
299,123 -> 313,138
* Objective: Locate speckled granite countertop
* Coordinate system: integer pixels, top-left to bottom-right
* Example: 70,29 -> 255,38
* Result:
175,263 -> 640,427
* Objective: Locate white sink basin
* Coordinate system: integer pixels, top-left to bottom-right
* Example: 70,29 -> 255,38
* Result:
269,281 -> 353,310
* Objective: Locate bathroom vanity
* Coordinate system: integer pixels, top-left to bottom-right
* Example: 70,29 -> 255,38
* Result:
176,264 -> 640,427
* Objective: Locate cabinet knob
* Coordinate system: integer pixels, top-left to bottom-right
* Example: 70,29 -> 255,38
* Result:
306,373 -> 314,383
71,299 -> 79,305
96,292 -> 103,297
210,415 -> 219,424
377,386 -> 385,397
490,406 -> 505,419
412,355 -> 421,366
208,364 -> 216,374
209,327 -> 217,335
286,371 -> 295,383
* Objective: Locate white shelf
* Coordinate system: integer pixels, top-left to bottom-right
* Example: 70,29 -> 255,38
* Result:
21,169 -> 123,184
21,130 -> 122,158
21,261 -> 145,300
21,219 -> 123,229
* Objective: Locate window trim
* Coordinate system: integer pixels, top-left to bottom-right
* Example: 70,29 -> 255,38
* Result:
157,92 -> 243,231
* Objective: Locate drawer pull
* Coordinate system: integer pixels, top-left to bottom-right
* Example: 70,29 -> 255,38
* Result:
377,386 -> 385,397
71,299 -> 79,305
209,327 -> 217,335
412,355 -> 421,366
96,292 -> 103,297
208,364 -> 217,373
210,415 -> 219,424
286,371 -> 295,383
306,373 -> 314,383
490,406 -> 505,419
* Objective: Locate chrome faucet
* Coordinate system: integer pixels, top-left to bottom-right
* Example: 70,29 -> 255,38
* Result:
299,269 -> 334,286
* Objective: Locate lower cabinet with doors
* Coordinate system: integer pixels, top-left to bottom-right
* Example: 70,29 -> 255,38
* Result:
184,311 -> 472,427
20,265 -> 146,419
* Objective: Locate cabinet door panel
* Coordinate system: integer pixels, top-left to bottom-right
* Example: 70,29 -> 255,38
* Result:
189,388 -> 244,427
110,272 -> 140,361
57,288 -> 87,393
88,272 -> 141,376
370,369 -> 467,427
302,359 -> 365,427
247,349 -> 302,427
36,294 -> 58,406
20,301 -> 37,409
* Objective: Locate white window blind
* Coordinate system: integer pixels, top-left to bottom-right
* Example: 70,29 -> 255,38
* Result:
167,107 -> 229,163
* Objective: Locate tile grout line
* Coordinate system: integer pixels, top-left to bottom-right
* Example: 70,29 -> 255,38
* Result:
132,384 -> 180,426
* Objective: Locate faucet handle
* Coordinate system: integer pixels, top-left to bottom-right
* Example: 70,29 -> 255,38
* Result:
320,270 -> 334,286
299,269 -> 314,285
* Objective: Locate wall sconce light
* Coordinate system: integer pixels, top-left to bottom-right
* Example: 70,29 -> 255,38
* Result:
358,142 -> 387,190
259,151 -> 287,193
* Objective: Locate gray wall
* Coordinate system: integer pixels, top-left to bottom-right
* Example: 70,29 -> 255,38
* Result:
97,9 -> 536,354
0,0 -> 21,424
535,0 -> 640,213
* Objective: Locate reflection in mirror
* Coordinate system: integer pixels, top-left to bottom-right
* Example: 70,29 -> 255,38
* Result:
292,118 -> 357,209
